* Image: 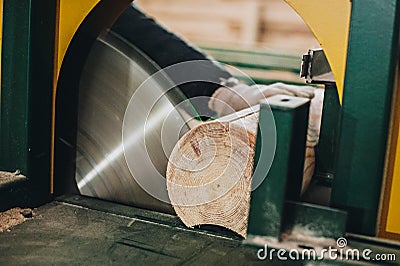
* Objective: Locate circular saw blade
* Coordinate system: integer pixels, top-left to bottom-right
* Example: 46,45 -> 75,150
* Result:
75,31 -> 190,213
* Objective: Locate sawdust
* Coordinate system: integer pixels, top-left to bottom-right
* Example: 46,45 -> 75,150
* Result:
0,208 -> 34,233
0,171 -> 32,232
0,171 -> 25,185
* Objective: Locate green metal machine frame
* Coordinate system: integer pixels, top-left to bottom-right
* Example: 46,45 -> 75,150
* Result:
0,0 -> 57,207
332,0 -> 400,236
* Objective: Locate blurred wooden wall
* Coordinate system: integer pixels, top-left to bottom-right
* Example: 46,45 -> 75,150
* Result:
136,0 -> 320,54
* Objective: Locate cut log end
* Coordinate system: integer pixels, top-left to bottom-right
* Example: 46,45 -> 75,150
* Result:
166,119 -> 257,238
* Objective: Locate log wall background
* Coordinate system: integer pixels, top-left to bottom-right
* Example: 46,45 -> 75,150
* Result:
135,0 -> 320,54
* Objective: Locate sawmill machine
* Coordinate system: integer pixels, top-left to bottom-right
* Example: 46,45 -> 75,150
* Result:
0,0 -> 399,261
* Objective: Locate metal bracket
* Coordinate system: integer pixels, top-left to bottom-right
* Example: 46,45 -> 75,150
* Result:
247,95 -> 347,241
301,49 -> 335,85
